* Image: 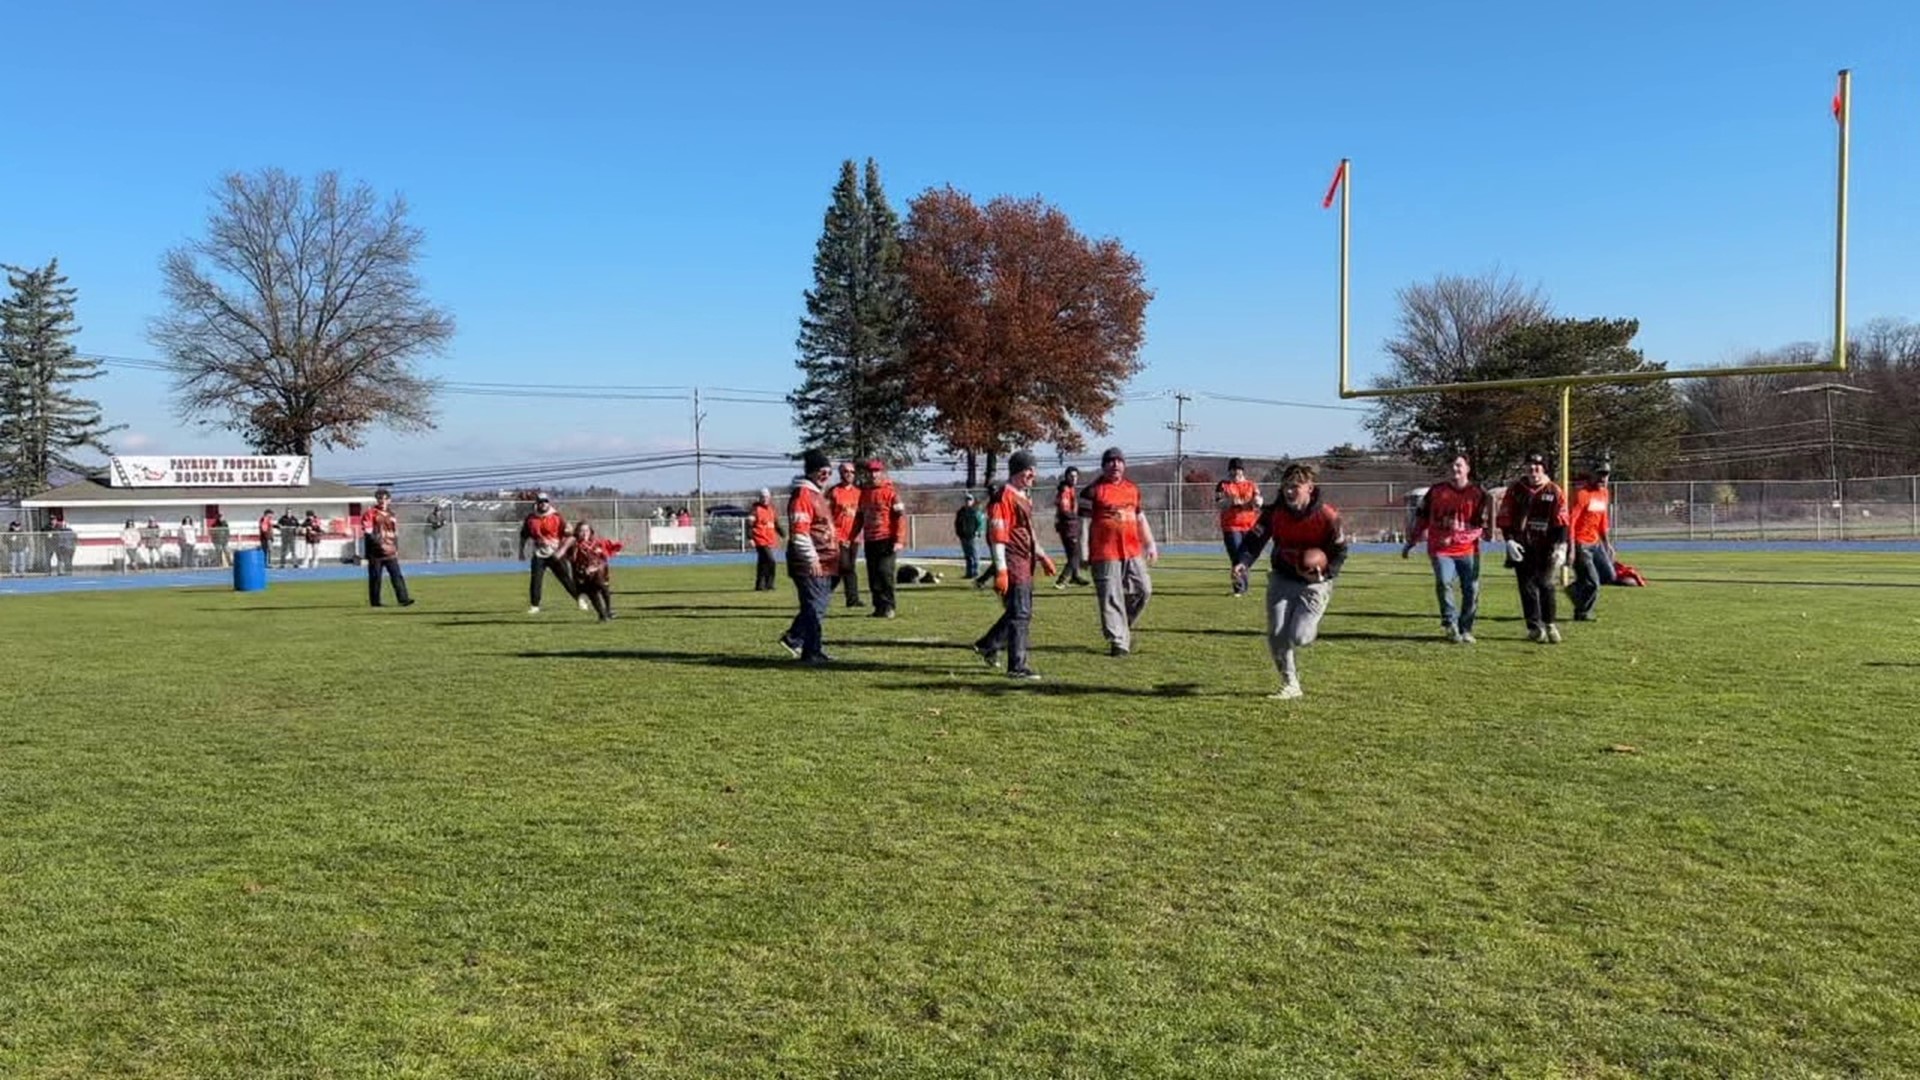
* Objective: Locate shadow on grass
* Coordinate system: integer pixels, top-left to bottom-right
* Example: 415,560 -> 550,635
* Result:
1655,577 -> 1920,589
886,678 -> 1227,699
511,647 -> 919,674
1863,660 -> 1920,667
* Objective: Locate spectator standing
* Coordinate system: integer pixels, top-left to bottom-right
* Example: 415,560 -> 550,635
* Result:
209,515 -> 231,567
121,519 -> 142,571
362,487 -> 414,606
302,511 -> 324,568
258,509 -> 276,554
142,519 -> 165,568
276,510 -> 300,569
953,493 -> 983,579
1080,447 -> 1159,657
4,521 -> 26,576
178,516 -> 200,568
50,517 -> 76,576
425,503 -> 447,563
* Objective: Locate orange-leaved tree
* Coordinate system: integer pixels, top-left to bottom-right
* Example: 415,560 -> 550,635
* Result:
901,187 -> 1150,488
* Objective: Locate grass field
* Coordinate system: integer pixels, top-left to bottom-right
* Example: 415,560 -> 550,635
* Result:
3,551 -> 1918,1078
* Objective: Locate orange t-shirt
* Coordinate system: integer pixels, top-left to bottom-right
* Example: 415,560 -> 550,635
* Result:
828,483 -> 862,543
1216,478 -> 1261,532
860,480 -> 905,543
1082,477 -> 1146,562
1570,484 -> 1611,546
750,503 -> 780,547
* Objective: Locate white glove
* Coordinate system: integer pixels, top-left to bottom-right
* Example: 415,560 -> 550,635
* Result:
1551,543 -> 1568,570
1505,540 -> 1526,563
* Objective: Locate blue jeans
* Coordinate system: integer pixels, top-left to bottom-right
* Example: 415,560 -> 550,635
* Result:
784,574 -> 835,659
1222,530 -> 1248,593
1571,544 -> 1611,618
960,536 -> 980,579
1430,552 -> 1481,633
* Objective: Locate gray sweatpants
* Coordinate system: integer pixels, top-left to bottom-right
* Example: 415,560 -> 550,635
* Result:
1266,572 -> 1333,685
1091,557 -> 1152,651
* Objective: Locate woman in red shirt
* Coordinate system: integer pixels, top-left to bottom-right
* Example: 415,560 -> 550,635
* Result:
565,521 -> 624,621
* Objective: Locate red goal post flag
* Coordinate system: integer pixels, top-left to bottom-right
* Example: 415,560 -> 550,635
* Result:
1320,161 -> 1347,209
1831,75 -> 1843,122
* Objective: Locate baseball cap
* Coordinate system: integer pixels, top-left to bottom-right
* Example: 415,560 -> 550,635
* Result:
1524,453 -> 1547,467
1101,447 -> 1126,465
865,458 -> 886,473
535,492 -> 551,502
1593,461 -> 1613,474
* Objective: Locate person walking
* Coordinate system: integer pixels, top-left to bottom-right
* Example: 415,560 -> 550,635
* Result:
953,493 -> 984,580
1497,452 -> 1571,644
362,488 -> 415,607
1233,463 -> 1350,700
1401,453 -> 1493,643
1568,463 -> 1616,622
1080,447 -> 1159,657
973,450 -> 1056,680
859,459 -> 908,618
828,461 -> 864,609
519,493 -> 582,614
749,487 -> 782,591
1214,457 -> 1263,597
779,449 -> 840,664
1053,466 -> 1091,588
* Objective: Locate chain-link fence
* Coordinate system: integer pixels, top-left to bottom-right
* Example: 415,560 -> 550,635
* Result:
7,475 -> 1919,579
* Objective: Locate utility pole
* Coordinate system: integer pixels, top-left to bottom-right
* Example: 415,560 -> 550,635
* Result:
692,388 -> 707,524
1778,382 -> 1873,502
1166,392 -> 1191,538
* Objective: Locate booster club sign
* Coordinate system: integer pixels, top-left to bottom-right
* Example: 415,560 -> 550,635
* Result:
110,455 -> 312,488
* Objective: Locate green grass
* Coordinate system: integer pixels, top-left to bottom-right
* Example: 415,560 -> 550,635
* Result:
3,551 -> 1919,1078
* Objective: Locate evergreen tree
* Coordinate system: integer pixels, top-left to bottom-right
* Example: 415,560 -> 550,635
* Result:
0,260 -> 119,498
789,159 -> 925,464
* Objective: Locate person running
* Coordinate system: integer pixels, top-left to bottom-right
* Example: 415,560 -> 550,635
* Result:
858,459 -> 908,619
1053,466 -> 1091,588
1401,453 -> 1493,643
519,493 -> 583,614
362,488 -> 415,607
1497,452 -> 1571,644
1568,462 -> 1616,622
1233,463 -> 1349,700
828,461 -> 864,609
564,521 -> 624,621
973,450 -> 1056,681
1214,457 -> 1263,597
780,450 -> 840,664
749,487 -> 782,591
1080,447 -> 1158,657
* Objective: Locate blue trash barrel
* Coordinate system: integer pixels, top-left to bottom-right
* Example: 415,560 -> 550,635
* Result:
233,546 -> 268,592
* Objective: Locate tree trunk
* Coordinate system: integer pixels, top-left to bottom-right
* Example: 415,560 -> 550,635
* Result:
983,451 -> 998,488
964,450 -> 978,490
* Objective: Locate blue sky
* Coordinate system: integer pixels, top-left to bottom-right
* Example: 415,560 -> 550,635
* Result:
4,0 -> 1914,492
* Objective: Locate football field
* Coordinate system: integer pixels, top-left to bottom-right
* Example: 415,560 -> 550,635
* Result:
3,551 -> 1917,1077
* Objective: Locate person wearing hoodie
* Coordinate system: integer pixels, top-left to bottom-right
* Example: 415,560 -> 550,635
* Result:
1233,463 -> 1349,701
519,493 -> 583,614
779,449 -> 841,664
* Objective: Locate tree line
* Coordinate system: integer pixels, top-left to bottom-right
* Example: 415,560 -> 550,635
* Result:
1363,270 -> 1919,484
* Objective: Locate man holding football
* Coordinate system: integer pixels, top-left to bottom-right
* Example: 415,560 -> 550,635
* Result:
1233,463 -> 1348,700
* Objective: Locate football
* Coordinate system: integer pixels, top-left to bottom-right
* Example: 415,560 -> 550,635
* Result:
1299,547 -> 1329,574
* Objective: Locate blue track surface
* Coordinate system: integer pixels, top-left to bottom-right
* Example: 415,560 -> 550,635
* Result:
3,540 -> 1914,597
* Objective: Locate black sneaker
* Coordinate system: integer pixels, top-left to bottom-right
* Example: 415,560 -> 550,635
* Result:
1109,644 -> 1130,658
846,599 -> 867,609
399,599 -> 416,607
1007,668 -> 1042,681
804,652 -> 834,666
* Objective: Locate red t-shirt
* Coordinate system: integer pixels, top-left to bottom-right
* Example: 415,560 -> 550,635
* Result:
750,503 -> 780,548
1411,482 -> 1489,558
860,480 -> 905,543
522,510 -> 568,554
787,483 -> 840,577
828,483 -> 862,543
1216,478 -> 1261,532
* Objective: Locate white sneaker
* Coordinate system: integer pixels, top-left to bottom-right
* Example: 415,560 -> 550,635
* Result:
1445,626 -> 1462,643
1545,624 -> 1562,644
1459,631 -> 1477,644
1267,682 -> 1304,701
527,606 -> 541,615
578,596 -> 591,611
